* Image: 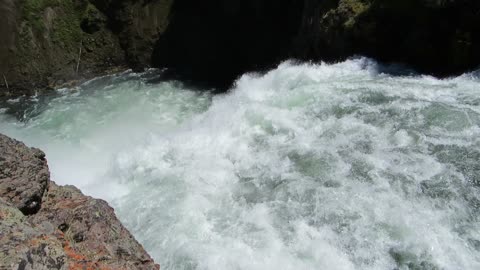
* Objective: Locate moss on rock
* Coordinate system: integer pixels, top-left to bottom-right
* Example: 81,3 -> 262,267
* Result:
1,0 -> 174,96
0,0 -> 125,97
340,0 -> 371,28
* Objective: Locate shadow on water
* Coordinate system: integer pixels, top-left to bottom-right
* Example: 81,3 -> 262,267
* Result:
0,69 -> 197,122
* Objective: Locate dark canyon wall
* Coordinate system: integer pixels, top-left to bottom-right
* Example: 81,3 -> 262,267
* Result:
1,0 -> 479,94
295,0 -> 480,77
154,0 -> 480,89
89,0 -> 173,70
152,0 -> 304,89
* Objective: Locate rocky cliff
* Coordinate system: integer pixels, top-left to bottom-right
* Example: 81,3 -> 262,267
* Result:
0,0 -> 172,97
0,0 -> 125,97
90,0 -> 173,70
0,133 -> 159,270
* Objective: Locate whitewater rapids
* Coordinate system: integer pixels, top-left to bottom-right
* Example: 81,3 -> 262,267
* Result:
1,58 -> 479,270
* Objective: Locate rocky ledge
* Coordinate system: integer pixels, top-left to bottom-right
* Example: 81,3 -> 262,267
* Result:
0,133 -> 159,270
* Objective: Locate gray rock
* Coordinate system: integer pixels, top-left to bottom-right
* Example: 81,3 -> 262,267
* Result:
0,133 -> 160,270
0,134 -> 49,215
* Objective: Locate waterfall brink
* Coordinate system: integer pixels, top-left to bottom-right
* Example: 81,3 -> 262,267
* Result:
1,58 -> 480,270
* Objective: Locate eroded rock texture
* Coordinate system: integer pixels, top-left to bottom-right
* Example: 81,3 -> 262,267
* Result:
0,134 -> 49,215
0,133 -> 159,270
0,0 -> 173,97
0,0 -> 126,97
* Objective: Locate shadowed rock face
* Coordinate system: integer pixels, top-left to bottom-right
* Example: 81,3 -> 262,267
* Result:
295,0 -> 480,77
0,0 -> 17,77
152,0 -> 480,90
90,0 -> 173,71
152,0 -> 304,89
0,133 -> 159,270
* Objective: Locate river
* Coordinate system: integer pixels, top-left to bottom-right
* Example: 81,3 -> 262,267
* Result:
1,58 -> 479,269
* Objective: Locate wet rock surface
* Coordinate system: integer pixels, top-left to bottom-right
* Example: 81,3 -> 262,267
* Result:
0,133 -> 159,270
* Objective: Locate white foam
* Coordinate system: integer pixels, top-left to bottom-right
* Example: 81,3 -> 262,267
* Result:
1,58 -> 479,269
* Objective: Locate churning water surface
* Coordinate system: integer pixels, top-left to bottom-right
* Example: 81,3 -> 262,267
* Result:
1,58 -> 480,270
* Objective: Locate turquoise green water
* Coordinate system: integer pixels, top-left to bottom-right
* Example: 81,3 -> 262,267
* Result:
1,59 -> 479,269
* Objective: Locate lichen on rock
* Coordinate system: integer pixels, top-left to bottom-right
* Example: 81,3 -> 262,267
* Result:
0,134 -> 49,215
0,133 -> 159,270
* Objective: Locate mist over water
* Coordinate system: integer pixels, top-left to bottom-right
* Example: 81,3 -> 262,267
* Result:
1,58 -> 480,270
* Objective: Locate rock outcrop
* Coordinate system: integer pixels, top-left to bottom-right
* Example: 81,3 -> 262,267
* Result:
0,133 -> 159,270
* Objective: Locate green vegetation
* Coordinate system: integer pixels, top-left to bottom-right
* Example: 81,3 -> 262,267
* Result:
22,0 -> 64,31
340,0 -> 371,28
14,0 -> 112,85
20,0 -> 96,48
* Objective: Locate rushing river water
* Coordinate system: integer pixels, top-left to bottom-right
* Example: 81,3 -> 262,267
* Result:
1,58 -> 480,270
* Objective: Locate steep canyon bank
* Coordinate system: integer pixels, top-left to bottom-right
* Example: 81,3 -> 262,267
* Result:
1,0 -> 479,92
